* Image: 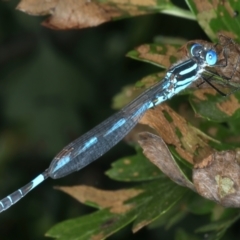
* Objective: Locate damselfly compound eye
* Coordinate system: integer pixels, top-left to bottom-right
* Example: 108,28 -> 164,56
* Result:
190,43 -> 203,57
205,50 -> 217,65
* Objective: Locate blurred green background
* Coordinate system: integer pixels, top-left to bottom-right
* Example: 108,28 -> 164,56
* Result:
0,0 -> 229,239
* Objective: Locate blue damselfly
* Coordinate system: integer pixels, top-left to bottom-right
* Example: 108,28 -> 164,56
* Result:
0,42 -> 218,213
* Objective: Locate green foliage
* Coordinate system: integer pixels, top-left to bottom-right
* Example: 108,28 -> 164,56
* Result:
47,180 -> 187,240
105,149 -> 163,181
45,1 -> 240,240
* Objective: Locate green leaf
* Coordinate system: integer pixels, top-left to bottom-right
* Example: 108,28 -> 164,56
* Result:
46,209 -> 136,240
175,228 -> 201,240
106,149 -> 163,182
131,180 -> 188,232
147,204 -> 188,230
195,211 -> 240,240
195,121 -> 238,149
187,193 -> 216,215
186,0 -> 240,41
49,179 -> 187,239
189,89 -> 240,122
127,43 -> 180,68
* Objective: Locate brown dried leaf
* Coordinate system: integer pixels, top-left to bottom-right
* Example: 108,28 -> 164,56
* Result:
124,123 -> 154,144
139,104 -> 216,165
192,88 -> 218,101
135,44 -> 180,68
16,0 -> 157,29
17,0 -> 57,15
138,132 -> 195,191
55,185 -> 143,213
193,149 -> 240,208
216,94 -> 240,116
17,0 -> 115,29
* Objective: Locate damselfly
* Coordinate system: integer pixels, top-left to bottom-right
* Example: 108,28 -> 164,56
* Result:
0,42 -> 218,213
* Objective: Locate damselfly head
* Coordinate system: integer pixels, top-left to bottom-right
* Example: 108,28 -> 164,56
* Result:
190,43 -> 217,66
183,40 -> 218,66
190,43 -> 218,66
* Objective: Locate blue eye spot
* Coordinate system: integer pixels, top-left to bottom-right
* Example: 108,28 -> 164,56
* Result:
190,43 -> 203,57
206,50 -> 217,65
